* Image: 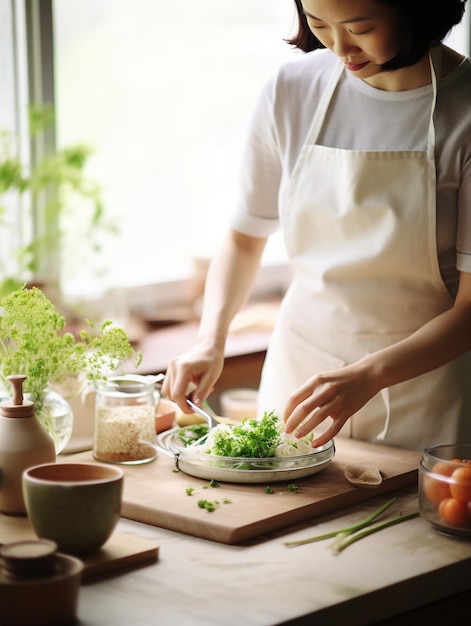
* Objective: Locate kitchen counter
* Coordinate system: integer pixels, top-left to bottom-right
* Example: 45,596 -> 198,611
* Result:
67,305 -> 471,623
76,486 -> 471,625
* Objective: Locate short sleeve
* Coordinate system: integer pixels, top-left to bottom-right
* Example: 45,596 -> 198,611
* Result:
457,156 -> 471,273
229,72 -> 283,237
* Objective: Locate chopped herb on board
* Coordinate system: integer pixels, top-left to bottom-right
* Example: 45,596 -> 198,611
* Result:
196,497 -> 232,512
197,499 -> 218,512
203,479 -> 219,489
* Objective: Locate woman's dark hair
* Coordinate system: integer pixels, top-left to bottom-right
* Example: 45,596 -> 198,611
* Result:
287,0 -> 468,70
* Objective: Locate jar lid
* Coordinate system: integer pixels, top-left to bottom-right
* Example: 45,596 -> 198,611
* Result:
96,374 -> 156,395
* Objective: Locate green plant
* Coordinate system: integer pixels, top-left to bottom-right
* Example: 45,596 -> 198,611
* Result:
0,105 -> 115,297
0,286 -> 141,417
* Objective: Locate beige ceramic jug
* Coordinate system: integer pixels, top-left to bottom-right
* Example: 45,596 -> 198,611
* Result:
0,375 -> 56,515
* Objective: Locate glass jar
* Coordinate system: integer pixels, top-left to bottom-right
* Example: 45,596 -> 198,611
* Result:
92,375 -> 157,464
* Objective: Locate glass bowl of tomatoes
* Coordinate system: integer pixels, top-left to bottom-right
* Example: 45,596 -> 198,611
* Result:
419,444 -> 471,538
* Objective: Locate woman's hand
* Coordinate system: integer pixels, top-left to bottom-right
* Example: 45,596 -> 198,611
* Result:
161,343 -> 225,414
284,271 -> 471,448
283,360 -> 380,448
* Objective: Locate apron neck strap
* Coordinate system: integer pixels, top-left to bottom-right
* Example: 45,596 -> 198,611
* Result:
307,47 -> 442,154
305,59 -> 344,145
427,45 -> 442,157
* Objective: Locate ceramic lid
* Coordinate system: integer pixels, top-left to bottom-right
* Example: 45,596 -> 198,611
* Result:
0,375 -> 34,418
0,540 -> 58,580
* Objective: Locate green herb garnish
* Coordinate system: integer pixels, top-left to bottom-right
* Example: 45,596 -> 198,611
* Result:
211,410 -> 281,458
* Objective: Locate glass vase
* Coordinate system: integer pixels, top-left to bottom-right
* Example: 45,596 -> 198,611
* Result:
35,389 -> 74,454
24,389 -> 73,454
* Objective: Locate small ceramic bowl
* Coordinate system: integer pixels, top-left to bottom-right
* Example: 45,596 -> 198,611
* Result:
23,462 -> 124,555
418,444 -> 471,538
155,398 -> 177,433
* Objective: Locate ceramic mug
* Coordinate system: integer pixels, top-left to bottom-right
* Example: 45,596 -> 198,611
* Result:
22,462 -> 123,555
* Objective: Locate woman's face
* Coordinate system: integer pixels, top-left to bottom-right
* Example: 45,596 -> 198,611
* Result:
300,0 -> 402,86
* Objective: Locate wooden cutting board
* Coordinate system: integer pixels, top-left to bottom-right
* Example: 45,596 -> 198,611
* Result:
65,438 -> 421,544
0,515 -> 159,584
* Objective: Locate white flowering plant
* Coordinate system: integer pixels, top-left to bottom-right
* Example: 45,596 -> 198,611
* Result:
0,286 -> 141,414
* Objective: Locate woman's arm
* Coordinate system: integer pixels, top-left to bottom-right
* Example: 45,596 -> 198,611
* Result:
162,228 -> 267,412
284,271 -> 471,446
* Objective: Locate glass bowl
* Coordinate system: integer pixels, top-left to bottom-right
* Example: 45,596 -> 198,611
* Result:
418,444 -> 471,538
156,427 -> 335,483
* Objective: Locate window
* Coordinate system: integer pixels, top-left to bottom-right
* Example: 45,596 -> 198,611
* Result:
52,0 -> 297,302
3,0 -> 470,314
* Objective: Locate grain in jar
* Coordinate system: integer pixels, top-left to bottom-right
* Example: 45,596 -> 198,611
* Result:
93,375 -> 157,464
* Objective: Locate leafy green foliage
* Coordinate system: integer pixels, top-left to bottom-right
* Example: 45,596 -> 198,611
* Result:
28,104 -> 55,136
0,286 -> 140,413
0,106 -> 116,297
211,410 -> 282,458
0,144 -> 27,195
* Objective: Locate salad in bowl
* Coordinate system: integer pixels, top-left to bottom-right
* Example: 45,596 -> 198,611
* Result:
157,411 -> 335,483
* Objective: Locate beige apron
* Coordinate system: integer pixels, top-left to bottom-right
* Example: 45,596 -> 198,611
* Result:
257,52 -> 471,451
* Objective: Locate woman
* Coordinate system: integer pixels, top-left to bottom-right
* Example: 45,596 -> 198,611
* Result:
163,0 -> 471,451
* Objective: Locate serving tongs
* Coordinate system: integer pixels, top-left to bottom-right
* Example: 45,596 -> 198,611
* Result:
153,374 -> 228,430
185,397 -> 220,430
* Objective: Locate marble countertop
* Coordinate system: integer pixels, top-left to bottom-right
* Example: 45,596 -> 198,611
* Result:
76,486 -> 471,626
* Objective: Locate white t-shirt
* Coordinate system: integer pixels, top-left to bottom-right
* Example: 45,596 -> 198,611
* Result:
231,49 -> 471,298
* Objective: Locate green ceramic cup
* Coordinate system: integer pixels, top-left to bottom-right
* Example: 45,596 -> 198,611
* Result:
22,462 -> 124,555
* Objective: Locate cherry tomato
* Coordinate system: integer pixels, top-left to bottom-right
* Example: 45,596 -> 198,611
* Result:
450,466 -> 471,503
424,461 -> 454,504
438,497 -> 471,528
451,458 -> 471,467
